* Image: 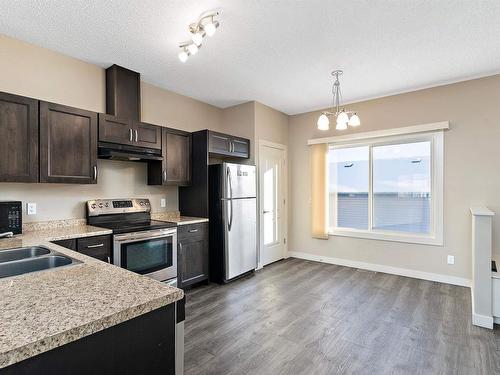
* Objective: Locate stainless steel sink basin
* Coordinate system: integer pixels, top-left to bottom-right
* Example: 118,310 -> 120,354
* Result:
0,253 -> 81,279
0,246 -> 51,263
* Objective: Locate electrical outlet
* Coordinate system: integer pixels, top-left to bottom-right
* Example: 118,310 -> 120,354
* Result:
160,198 -> 166,208
27,202 -> 37,215
447,255 -> 455,265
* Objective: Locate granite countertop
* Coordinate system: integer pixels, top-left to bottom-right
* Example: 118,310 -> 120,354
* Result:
151,213 -> 208,226
170,216 -> 209,225
0,225 -> 184,369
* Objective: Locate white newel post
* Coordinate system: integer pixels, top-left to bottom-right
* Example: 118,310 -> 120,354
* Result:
470,206 -> 494,329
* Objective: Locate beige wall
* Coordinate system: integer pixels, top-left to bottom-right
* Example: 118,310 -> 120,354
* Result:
255,101 -> 288,147
221,101 -> 256,163
0,34 -> 226,222
289,74 -> 500,280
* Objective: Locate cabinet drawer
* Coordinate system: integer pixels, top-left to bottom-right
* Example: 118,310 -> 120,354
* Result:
77,235 -> 112,263
52,238 -> 77,251
178,222 -> 208,241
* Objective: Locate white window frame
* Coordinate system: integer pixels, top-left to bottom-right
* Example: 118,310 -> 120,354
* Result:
328,130 -> 444,246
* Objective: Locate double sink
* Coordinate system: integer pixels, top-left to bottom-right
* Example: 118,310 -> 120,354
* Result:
0,246 -> 81,279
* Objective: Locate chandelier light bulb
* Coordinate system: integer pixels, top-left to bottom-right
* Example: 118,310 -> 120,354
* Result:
187,43 -> 199,55
348,113 -> 361,127
336,117 -> 348,130
317,114 -> 330,131
192,32 -> 203,46
337,110 -> 349,124
178,50 -> 189,63
204,21 -> 217,36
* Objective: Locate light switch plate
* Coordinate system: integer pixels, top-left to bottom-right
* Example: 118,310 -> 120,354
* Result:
160,198 -> 166,208
27,202 -> 37,215
447,255 -> 455,265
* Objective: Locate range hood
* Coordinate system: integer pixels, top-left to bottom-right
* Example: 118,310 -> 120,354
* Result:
99,65 -> 162,162
98,142 -> 162,161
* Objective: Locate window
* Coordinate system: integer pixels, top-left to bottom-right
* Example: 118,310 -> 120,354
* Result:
328,131 -> 443,245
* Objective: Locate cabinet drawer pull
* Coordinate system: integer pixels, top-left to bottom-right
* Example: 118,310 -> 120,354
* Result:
87,243 -> 104,248
129,128 -> 133,142
188,229 -> 199,233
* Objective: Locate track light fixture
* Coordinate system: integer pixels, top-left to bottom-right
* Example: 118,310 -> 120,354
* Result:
178,10 -> 220,62
317,70 -> 361,131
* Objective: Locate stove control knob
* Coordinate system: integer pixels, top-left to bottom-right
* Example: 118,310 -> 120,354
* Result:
105,203 -> 109,208
145,202 -> 150,206
91,204 -> 96,209
139,202 -> 144,206
98,203 -> 103,208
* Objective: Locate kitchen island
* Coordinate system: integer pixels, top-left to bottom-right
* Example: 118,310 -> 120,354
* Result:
0,224 -> 183,374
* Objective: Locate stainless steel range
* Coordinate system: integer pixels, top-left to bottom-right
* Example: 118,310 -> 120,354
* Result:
86,198 -> 177,284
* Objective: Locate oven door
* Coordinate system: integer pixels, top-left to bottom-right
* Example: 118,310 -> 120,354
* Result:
113,228 -> 177,281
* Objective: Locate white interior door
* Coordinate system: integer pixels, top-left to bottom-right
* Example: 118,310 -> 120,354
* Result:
259,143 -> 286,266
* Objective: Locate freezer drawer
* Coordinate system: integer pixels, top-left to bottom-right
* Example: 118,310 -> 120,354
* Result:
223,198 -> 257,280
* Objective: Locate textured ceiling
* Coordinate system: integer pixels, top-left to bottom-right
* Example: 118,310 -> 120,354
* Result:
1,0 -> 500,115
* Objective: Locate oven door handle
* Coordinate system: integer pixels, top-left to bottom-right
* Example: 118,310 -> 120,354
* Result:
114,231 -> 176,242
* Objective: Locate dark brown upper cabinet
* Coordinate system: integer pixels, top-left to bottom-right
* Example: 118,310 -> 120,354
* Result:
207,130 -> 250,159
135,121 -> 162,149
148,128 -> 191,186
99,114 -> 161,150
106,64 -> 140,121
0,92 -> 39,182
40,101 -> 98,184
98,113 -> 134,146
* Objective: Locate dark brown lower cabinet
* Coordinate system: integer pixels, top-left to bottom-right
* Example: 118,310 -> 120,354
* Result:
177,222 -> 208,288
52,235 -> 112,263
40,101 -> 98,184
0,92 -> 39,182
76,235 -> 112,263
0,304 -> 175,375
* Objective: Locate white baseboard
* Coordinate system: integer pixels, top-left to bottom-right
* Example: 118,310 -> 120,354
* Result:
287,251 -> 471,288
472,312 -> 494,329
470,290 -> 495,329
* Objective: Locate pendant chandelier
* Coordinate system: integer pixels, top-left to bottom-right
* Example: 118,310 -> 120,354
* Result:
317,70 -> 360,131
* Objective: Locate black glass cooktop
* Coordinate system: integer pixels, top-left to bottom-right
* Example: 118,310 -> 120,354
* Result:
95,220 -> 176,234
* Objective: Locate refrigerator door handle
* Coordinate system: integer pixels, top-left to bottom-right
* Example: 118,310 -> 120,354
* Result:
227,166 -> 234,231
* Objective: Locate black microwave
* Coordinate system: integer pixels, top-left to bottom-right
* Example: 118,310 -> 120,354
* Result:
0,201 -> 22,235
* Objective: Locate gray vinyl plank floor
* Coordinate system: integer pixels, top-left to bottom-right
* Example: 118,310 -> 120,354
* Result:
184,258 -> 500,375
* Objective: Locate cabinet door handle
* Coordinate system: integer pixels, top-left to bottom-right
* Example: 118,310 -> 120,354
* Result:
178,242 -> 183,253
163,170 -> 167,183
107,256 -> 111,263
129,128 -> 133,142
93,165 -> 98,180
87,243 -> 104,248
188,229 -> 199,233
135,129 -> 138,142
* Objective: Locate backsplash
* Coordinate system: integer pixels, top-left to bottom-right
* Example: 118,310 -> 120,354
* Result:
0,159 -> 178,223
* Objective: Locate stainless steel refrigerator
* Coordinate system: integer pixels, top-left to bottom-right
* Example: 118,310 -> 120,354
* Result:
208,162 -> 257,283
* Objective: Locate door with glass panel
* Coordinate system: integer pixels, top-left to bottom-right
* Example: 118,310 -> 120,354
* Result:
259,144 -> 286,266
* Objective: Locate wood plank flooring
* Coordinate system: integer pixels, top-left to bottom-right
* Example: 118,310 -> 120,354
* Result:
184,258 -> 500,375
